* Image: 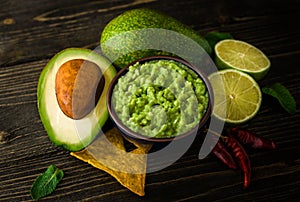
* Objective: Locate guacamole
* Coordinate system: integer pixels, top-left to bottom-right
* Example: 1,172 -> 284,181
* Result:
111,59 -> 208,138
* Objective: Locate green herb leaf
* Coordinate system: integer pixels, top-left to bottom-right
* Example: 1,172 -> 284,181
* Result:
262,83 -> 296,114
30,164 -> 64,200
204,31 -> 233,50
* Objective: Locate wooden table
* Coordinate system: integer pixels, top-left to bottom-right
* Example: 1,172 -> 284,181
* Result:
1,0 -> 299,201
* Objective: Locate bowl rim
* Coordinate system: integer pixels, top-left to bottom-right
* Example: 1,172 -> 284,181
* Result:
106,55 -> 213,143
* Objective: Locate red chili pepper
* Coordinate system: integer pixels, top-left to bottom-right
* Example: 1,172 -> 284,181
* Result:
231,127 -> 276,150
212,141 -> 237,170
223,136 -> 251,189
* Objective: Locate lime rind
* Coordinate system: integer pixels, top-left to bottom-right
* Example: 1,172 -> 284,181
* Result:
215,39 -> 271,81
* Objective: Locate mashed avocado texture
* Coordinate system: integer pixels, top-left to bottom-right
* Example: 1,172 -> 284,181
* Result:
112,60 -> 208,138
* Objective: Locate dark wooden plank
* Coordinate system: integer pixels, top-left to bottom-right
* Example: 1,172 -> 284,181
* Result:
1,0 -> 299,66
0,0 -> 299,201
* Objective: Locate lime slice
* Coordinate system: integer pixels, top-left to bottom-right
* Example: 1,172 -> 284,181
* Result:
215,39 -> 270,80
209,69 -> 262,124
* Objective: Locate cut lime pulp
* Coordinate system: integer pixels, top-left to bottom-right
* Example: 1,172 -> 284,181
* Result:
209,69 -> 262,124
215,39 -> 270,80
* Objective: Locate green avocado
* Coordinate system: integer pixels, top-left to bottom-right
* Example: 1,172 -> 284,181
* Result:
37,48 -> 116,151
100,8 -> 212,69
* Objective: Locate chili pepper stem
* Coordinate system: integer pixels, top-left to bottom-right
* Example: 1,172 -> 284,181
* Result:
207,129 -> 224,138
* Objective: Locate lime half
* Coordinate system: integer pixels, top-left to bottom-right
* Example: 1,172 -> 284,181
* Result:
215,39 -> 270,80
209,69 -> 262,124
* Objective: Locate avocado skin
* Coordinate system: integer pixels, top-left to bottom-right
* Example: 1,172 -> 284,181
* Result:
37,48 -> 116,151
100,8 -> 212,69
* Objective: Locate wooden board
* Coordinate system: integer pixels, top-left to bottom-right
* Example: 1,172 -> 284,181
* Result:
0,0 -> 299,201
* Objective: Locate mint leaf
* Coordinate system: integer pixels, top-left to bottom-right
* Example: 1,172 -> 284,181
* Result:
262,83 -> 296,114
204,31 -> 233,50
30,165 -> 64,200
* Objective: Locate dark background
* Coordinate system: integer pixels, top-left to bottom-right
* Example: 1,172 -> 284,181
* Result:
0,0 -> 299,201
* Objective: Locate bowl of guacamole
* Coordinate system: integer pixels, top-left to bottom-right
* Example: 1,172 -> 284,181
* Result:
107,56 -> 213,143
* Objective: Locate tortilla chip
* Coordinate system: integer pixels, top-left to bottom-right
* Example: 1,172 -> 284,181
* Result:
70,128 -> 152,196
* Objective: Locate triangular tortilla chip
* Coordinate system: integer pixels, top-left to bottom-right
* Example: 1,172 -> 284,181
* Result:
70,128 -> 152,196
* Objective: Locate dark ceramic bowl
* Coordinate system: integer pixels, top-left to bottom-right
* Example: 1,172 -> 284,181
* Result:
106,56 -> 213,143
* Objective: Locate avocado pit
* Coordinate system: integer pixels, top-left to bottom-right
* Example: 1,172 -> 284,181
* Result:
55,59 -> 105,120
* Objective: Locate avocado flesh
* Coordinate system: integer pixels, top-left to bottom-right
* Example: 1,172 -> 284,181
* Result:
37,48 -> 117,151
100,8 -> 212,69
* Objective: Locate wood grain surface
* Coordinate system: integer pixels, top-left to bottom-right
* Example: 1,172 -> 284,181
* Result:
0,0 -> 299,201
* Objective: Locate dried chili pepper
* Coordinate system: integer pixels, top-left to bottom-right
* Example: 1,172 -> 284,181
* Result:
231,127 -> 276,150
223,136 -> 251,189
212,141 -> 237,170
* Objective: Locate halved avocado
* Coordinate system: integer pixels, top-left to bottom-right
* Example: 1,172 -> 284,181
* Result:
37,48 -> 117,151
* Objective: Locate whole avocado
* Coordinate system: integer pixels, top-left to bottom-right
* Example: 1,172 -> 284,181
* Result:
100,8 -> 212,69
